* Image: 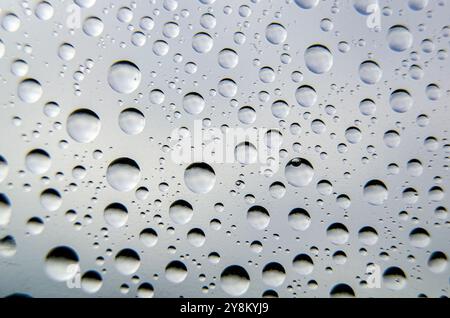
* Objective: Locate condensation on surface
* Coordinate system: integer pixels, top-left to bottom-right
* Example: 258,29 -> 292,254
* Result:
0,0 -> 449,298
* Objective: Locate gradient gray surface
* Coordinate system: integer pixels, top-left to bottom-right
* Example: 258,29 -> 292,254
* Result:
0,0 -> 449,297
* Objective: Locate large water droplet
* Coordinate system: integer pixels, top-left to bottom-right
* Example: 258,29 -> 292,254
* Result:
184,162 -> 216,194
363,179 -> 388,206
118,108 -> 145,135
0,194 -> 11,227
218,49 -> 239,69
288,208 -> 311,231
25,149 -> 51,174
294,0 -> 319,9
66,109 -> 101,143
234,142 -> 257,165
183,93 -> 205,115
106,158 -> 141,192
326,223 -> 349,245
295,85 -> 317,107
304,45 -> 333,74
192,32 -> 213,53
388,25 -> 413,52
293,254 -> 314,275
108,61 -> 141,94
262,262 -> 286,287
165,261 -> 188,283
104,203 -> 128,228
169,200 -> 194,225
18,79 -> 43,103
359,60 -> 382,84
247,205 -> 270,230
220,265 -> 250,296
285,158 -> 314,187
383,267 -> 407,290
265,23 -> 287,45
115,248 -> 140,275
390,89 -> 413,113
40,189 -> 62,212
45,246 -> 79,282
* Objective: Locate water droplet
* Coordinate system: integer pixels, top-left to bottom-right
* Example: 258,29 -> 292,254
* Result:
0,194 -> 11,227
58,43 -> 76,61
83,17 -> 104,37
235,142 -> 257,165
304,45 -> 333,74
359,60 -> 382,84
104,203 -> 128,228
0,235 -> 16,257
218,78 -> 237,98
137,282 -> 154,298
26,217 -> 44,235
184,162 -> 216,194
45,246 -> 79,281
108,61 -> 141,94
247,205 -> 270,230
106,158 -> 141,192
18,79 -> 43,104
390,89 -> 413,113
119,108 -> 145,135
140,228 -> 158,247
238,106 -> 256,124
218,49 -> 239,69
271,100 -> 290,119
165,261 -> 188,283
40,189 -> 62,212
293,254 -> 314,275
409,228 -> 430,248
428,252 -> 448,273
81,271 -> 103,294
169,200 -> 193,225
408,0 -> 429,11
265,23 -> 287,45
192,32 -> 213,53
149,89 -> 165,104
326,223 -> 349,245
269,182 -> 286,199
187,228 -> 206,247
285,158 -> 314,187
115,248 -> 140,275
25,149 -> 51,174
388,25 -> 413,52
363,179 -> 388,206
75,0 -> 96,8
294,0 -> 319,9
359,98 -> 376,116
288,208 -> 311,231
383,267 -> 407,290
358,226 -> 378,245
35,1 -> 54,21
2,13 -> 21,32
66,109 -> 101,143
353,0 -> 379,15
262,262 -> 285,287
330,284 -> 355,297
295,85 -> 317,107
183,93 -> 205,115
220,265 -> 250,296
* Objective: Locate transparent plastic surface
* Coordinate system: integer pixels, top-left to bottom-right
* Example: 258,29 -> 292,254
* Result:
0,0 -> 449,298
